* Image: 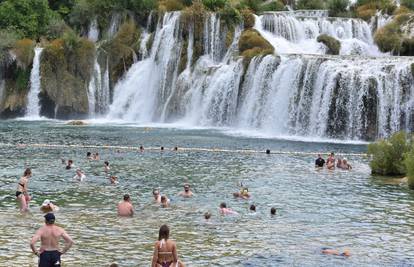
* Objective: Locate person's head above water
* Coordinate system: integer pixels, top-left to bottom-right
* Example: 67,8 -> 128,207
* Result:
87,152 -> 91,157
76,169 -> 82,175
158,224 -> 169,240
123,194 -> 130,202
204,212 -> 211,220
44,213 -> 55,225
104,161 -> 109,166
161,196 -> 167,203
153,189 -> 160,196
271,207 -> 276,215
250,204 -> 256,212
240,187 -> 249,196
68,160 -> 73,164
330,152 -> 335,157
184,184 -> 190,192
266,149 -> 270,154
220,202 -> 226,209
24,168 -> 32,177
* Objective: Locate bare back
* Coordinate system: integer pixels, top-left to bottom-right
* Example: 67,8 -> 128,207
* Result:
117,201 -> 134,217
38,225 -> 65,251
155,239 -> 177,264
16,176 -> 28,193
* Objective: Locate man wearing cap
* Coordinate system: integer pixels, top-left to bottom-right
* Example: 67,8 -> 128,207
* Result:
30,213 -> 74,267
178,183 -> 194,198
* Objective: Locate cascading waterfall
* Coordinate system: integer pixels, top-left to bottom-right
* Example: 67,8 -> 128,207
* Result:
0,78 -> 4,110
87,18 -> 99,42
88,57 -> 110,116
106,11 -> 414,141
25,47 -> 43,118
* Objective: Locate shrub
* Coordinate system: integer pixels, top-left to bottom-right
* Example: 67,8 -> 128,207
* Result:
159,0 -> 185,11
240,0 -> 262,13
219,4 -> 242,26
239,29 -> 274,63
0,30 -> 18,64
260,0 -> 285,12
327,0 -> 350,17
404,147 -> 414,189
354,0 -> 396,19
13,39 -> 35,69
401,0 -> 414,10
296,0 -> 325,10
317,34 -> 341,55
46,18 -> 70,40
202,0 -> 227,11
368,132 -> 411,176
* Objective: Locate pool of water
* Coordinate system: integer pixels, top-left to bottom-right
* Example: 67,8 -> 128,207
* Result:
0,120 -> 413,266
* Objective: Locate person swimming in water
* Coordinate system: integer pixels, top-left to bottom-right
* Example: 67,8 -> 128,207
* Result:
153,189 -> 162,203
73,169 -> 86,182
315,154 -> 325,168
93,153 -> 100,160
117,194 -> 134,217
233,187 -> 250,199
40,199 -> 60,213
270,207 -> 276,216
250,204 -> 256,212
341,159 -> 352,170
87,152 -> 93,160
151,224 -> 185,267
204,212 -> 211,222
178,184 -> 193,198
219,202 -> 237,215
65,160 -> 73,170
104,161 -> 110,173
161,196 -> 170,208
110,176 -> 118,184
140,145 -> 144,152
321,248 -> 350,257
16,168 -> 32,212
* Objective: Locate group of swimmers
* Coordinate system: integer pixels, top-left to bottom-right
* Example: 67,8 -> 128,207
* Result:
315,152 -> 352,170
16,147 -> 351,267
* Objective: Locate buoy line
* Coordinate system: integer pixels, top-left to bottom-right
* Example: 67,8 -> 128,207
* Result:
0,142 -> 368,157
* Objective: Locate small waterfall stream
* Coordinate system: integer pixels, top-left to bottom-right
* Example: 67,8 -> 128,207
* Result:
25,47 -> 43,118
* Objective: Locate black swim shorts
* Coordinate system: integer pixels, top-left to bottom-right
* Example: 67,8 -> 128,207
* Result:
39,250 -> 61,267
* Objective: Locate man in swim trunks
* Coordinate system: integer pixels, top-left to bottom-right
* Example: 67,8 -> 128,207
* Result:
117,194 -> 134,217
315,154 -> 325,168
178,184 -> 193,198
233,187 -> 250,199
30,213 -> 74,267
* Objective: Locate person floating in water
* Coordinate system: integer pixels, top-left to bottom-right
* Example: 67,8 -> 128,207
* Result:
233,187 -> 250,199
326,152 -> 335,170
151,224 -> 185,267
117,194 -> 134,217
140,145 -> 144,152
219,202 -> 237,215
16,168 -> 32,212
73,169 -> 86,182
153,189 -> 161,203
104,161 -> 110,173
321,248 -> 350,257
178,183 -> 193,198
315,154 -> 325,168
40,199 -> 60,213
65,160 -> 73,170
30,213 -> 74,267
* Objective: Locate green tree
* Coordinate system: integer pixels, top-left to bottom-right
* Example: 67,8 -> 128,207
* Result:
327,0 -> 349,16
401,0 -> 414,10
296,0 -> 325,10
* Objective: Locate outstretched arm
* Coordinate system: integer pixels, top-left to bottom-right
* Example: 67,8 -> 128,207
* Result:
60,230 -> 74,254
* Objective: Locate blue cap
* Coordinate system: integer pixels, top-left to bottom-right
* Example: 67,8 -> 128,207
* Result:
44,213 -> 55,223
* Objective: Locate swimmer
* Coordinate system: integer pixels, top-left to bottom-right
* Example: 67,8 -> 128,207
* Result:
110,264 -> 119,267
73,169 -> 86,182
16,168 -> 32,212
270,207 -> 276,216
161,196 -> 170,208
204,212 -> 211,221
93,153 -> 100,160
266,149 -> 271,154
233,187 -> 250,199
326,152 -> 335,170
65,160 -> 73,170
336,158 -> 343,168
40,199 -> 60,213
161,146 -> 164,152
60,158 -> 66,164
110,176 -> 118,184
178,184 -> 193,198
86,152 -> 93,160
104,161 -> 110,173
321,248 -> 350,257
117,194 -> 134,217
315,154 -> 325,168
250,204 -> 256,212
30,213 -> 74,266
151,224 -> 185,267
341,159 -> 352,170
140,145 -> 144,152
173,146 -> 178,151
219,202 -> 237,215
153,189 -> 162,203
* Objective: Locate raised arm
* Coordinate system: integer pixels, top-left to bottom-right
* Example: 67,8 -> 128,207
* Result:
30,230 -> 41,255
60,230 -> 74,255
151,242 -> 159,267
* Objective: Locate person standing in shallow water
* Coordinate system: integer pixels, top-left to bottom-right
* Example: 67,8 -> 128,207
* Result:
117,194 -> 134,217
16,168 -> 32,212
315,154 -> 325,168
151,224 -> 185,267
30,213 -> 74,267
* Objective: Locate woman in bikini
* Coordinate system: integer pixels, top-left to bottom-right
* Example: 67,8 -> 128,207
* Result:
151,225 -> 185,267
16,168 -> 32,212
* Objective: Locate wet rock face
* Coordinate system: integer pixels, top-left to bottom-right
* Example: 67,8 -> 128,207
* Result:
40,37 -> 95,119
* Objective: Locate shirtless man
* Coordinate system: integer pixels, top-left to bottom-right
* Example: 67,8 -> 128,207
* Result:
178,184 -> 193,198
117,194 -> 134,217
30,213 -> 74,267
219,202 -> 238,215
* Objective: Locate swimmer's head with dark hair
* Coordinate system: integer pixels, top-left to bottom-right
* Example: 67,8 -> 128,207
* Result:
220,202 -> 226,208
123,194 -> 130,201
104,161 -> 109,166
87,152 -> 91,157
271,207 -> 276,215
24,168 -> 32,177
250,204 -> 256,211
158,224 -> 170,240
204,212 -> 211,220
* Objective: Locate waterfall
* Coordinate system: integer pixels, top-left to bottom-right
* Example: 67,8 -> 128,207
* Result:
25,47 -> 43,118
0,78 -> 4,110
203,14 -> 226,62
139,11 -> 154,59
88,57 -> 110,116
107,14 -> 121,39
87,18 -> 99,42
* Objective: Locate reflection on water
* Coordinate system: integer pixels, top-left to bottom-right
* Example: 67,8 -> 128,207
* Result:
0,121 -> 413,266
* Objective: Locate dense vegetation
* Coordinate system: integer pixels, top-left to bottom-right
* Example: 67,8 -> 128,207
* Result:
368,132 -> 414,189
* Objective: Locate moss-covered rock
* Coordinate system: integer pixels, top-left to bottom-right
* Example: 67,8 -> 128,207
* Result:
40,35 -> 95,119
67,120 -> 87,125
317,34 -> 341,55
238,29 -> 274,65
241,8 -> 255,29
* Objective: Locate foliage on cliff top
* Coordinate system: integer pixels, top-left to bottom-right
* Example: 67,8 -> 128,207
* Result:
353,0 -> 396,20
296,0 -> 325,10
317,34 -> 341,55
0,30 -> 18,65
239,28 -> 274,63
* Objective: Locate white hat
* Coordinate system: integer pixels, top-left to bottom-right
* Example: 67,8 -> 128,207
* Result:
42,199 -> 51,207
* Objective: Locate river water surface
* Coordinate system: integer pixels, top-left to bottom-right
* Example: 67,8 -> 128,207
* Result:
0,120 -> 413,266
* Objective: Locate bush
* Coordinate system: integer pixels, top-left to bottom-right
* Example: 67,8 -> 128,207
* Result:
0,30 -> 18,65
240,0 -> 262,13
260,0 -> 285,12
219,4 -> 242,26
296,0 -> 325,10
327,0 -> 349,17
46,18 -> 70,40
238,29 -> 274,63
368,132 -> 411,176
159,0 -> 185,11
202,0 -> 227,11
354,0 -> 396,19
404,147 -> 414,189
401,0 -> 414,10
317,34 -> 341,55
13,39 -> 35,69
